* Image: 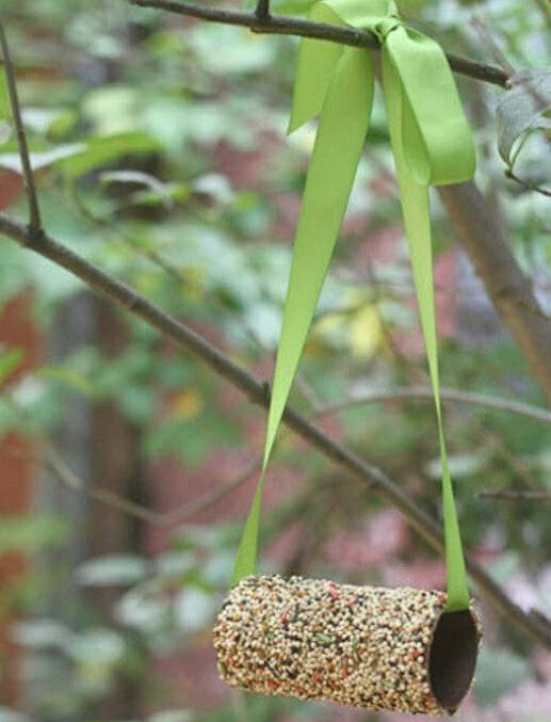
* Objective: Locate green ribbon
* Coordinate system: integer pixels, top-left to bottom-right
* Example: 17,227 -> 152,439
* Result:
233,0 -> 475,611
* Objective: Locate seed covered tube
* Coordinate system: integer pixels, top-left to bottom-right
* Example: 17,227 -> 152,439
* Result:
213,575 -> 480,715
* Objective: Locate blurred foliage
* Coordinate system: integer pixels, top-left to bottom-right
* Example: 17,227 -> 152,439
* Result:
0,1 -> 551,721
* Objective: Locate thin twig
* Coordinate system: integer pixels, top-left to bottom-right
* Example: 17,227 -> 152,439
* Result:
255,0 -> 270,22
0,23 -> 42,234
44,443 -> 260,526
69,181 -> 326,409
439,182 -> 551,408
44,444 -> 162,524
470,16 -> 516,76
478,489 -> 551,501
505,168 -> 551,199
128,0 -> 510,88
162,456 -> 261,524
485,430 -> 540,491
1,213 -> 550,649
315,385 -> 551,425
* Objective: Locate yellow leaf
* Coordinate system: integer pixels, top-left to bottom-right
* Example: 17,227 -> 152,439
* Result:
171,389 -> 203,420
349,304 -> 381,357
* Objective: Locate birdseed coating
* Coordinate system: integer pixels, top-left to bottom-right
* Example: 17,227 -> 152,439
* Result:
213,575 -> 466,715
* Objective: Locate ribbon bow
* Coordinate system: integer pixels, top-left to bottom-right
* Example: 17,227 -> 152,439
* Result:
233,0 -> 475,612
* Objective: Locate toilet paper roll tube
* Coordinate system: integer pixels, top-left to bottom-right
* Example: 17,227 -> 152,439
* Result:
213,575 -> 481,715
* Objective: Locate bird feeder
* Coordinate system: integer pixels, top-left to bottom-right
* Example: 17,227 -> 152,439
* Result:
213,575 -> 480,715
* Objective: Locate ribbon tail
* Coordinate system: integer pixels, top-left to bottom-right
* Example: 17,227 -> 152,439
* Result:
232,471 -> 265,585
382,49 -> 470,611
266,46 -> 373,468
232,46 -> 373,585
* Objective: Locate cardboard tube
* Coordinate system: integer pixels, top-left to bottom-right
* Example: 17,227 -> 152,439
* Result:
213,575 -> 480,715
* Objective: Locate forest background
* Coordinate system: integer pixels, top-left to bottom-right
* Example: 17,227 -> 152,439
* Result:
1,1 -> 551,721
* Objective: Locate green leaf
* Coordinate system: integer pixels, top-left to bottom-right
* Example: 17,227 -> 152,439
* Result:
0,707 -> 32,722
82,85 -> 139,134
11,619 -> 72,649
497,70 -> 551,166
21,108 -> 72,135
75,554 -> 148,587
37,364 -> 96,396
0,515 -> 68,554
148,712 -> 192,722
0,143 -> 86,174
0,71 -> 9,122
68,628 -> 125,665
475,647 -> 530,707
100,169 -> 168,195
59,132 -> 159,178
0,347 -> 23,383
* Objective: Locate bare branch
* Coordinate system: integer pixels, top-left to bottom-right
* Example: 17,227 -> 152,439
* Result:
505,168 -> 551,199
44,443 -> 261,526
161,456 -> 261,525
315,386 -> 551,425
0,23 -> 42,234
0,212 -> 550,649
478,489 -> 551,501
129,0 -> 510,88
470,16 -> 516,76
439,181 -> 551,408
44,444 -> 162,524
255,0 -> 271,22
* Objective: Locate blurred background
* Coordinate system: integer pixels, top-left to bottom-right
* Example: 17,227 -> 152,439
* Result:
1,0 -> 551,720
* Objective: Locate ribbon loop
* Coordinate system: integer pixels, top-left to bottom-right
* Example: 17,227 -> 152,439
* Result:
384,26 -> 476,186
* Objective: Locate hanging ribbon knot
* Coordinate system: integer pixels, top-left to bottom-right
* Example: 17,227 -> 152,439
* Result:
289,0 -> 475,185
373,16 -> 400,40
233,0 -> 475,612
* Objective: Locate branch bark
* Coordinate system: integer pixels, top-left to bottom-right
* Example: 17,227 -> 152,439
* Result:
315,385 -> 551,424
129,0 -> 510,88
439,182 -> 551,408
1,213 -> 550,649
478,489 -> 551,501
0,24 -> 41,232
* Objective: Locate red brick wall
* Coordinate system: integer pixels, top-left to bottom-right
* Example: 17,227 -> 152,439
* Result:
0,170 -> 41,705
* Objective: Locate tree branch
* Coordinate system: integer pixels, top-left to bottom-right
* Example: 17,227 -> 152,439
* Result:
315,385 -> 551,425
129,0 -> 510,88
479,489 -> 551,501
255,0 -> 271,22
45,443 -> 261,526
0,212 -> 550,649
505,168 -> 551,199
439,182 -> 551,408
0,23 -> 42,233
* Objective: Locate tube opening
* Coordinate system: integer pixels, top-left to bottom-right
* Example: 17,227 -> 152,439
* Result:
428,609 -> 479,714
